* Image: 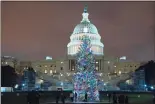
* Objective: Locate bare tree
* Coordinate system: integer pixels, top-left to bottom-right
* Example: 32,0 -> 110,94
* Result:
13,59 -> 18,71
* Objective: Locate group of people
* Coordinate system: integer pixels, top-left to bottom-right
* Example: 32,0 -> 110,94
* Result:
27,90 -> 40,104
56,91 -> 66,104
70,92 -> 77,102
108,93 -> 128,104
26,90 -> 155,104
70,92 -> 88,102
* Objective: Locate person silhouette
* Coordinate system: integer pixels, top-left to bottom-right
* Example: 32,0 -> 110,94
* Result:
27,90 -> 40,104
108,93 -> 112,102
74,92 -> 77,102
113,93 -> 117,104
85,92 -> 88,102
118,94 -> 125,104
56,92 -> 59,104
61,92 -> 65,104
27,92 -> 31,104
70,92 -> 74,102
125,95 -> 128,104
153,93 -> 155,104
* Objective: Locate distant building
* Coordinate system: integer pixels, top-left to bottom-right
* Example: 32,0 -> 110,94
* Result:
32,59 -> 57,74
134,61 -> 155,91
22,67 -> 36,91
133,67 -> 146,91
45,56 -> 52,60
113,61 -> 141,74
1,56 -> 17,68
1,56 -> 20,73
19,61 -> 32,73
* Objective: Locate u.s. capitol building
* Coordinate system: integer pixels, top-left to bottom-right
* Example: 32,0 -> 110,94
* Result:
1,6 -> 142,90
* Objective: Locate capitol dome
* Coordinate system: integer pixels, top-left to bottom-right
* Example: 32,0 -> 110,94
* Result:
67,6 -> 104,56
73,22 -> 99,35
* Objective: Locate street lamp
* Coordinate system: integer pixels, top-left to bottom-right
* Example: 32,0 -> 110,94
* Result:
151,86 -> 154,90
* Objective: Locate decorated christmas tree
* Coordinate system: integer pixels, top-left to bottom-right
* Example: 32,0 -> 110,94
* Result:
73,35 -> 100,102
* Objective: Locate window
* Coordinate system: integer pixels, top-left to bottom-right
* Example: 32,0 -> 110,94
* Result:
83,27 -> 88,33
96,67 -> 98,70
44,70 -> 47,73
118,71 -> 121,74
50,70 -> 52,74
60,67 -> 63,70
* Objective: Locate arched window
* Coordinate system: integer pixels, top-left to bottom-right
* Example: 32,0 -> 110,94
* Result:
60,67 -> 63,70
44,70 -> 47,73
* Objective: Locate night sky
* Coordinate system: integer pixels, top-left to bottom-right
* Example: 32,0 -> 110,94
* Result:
1,1 -> 155,61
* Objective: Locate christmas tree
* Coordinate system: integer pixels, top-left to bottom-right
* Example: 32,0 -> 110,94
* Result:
73,35 -> 100,102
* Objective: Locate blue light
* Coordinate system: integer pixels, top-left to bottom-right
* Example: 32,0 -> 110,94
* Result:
151,86 -> 154,89
61,82 -> 63,86
22,84 -> 25,86
14,84 -> 19,89
144,85 -> 147,87
1,87 -> 6,92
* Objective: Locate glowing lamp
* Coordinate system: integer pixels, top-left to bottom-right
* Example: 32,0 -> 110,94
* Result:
46,56 -> 52,60
15,84 -> 19,89
151,86 -> 154,89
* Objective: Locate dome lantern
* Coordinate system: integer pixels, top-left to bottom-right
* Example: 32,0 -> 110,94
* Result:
81,5 -> 90,23
72,6 -> 99,35
84,4 -> 88,13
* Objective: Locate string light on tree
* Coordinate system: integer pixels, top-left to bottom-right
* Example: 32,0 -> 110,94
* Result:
73,35 -> 100,102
